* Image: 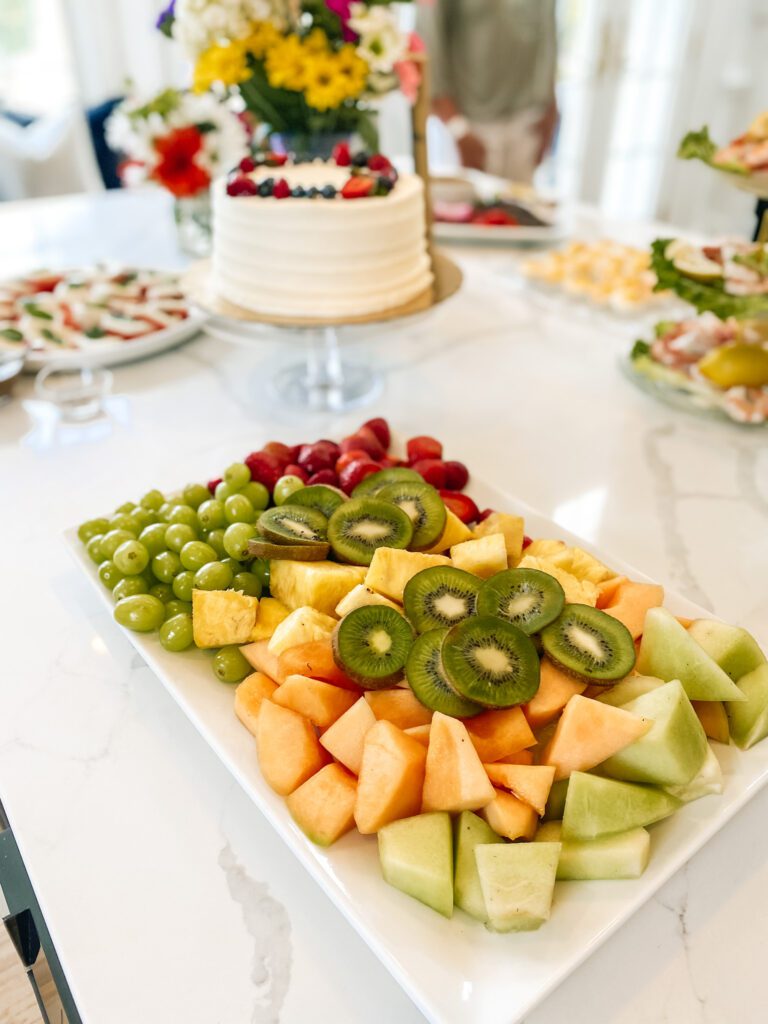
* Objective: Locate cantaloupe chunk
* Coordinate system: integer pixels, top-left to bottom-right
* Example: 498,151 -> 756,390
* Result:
602,581 -> 664,639
473,512 -> 525,565
320,696 -> 376,774
249,597 -> 291,641
277,639 -> 360,691
287,763 -> 357,846
240,640 -> 282,682
481,787 -> 538,841
234,672 -> 278,736
404,724 -> 431,747
257,701 -> 329,796
522,658 -> 587,730
596,575 -> 628,609
494,749 -> 535,766
484,764 -> 556,816
465,707 -> 535,762
354,721 -> 427,834
424,509 -> 474,554
272,674 -> 359,729
542,694 -> 653,781
692,700 -> 730,744
365,688 -> 433,729
422,712 -> 495,813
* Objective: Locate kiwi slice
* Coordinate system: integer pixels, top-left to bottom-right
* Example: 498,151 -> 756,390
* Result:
540,604 -> 636,682
377,481 -> 447,551
442,615 -> 540,709
327,497 -> 413,566
406,628 -> 484,718
289,484 -> 345,520
477,568 -> 565,635
352,466 -> 422,498
403,566 -> 482,633
258,504 -> 327,546
332,605 -> 415,688
248,538 -> 329,561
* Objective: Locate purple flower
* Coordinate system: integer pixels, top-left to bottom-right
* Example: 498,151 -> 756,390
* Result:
156,0 -> 176,37
325,0 -> 358,42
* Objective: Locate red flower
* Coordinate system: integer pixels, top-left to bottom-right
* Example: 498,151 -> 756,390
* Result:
151,126 -> 210,198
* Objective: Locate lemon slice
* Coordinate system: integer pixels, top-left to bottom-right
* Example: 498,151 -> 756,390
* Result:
672,252 -> 723,282
699,344 -> 768,388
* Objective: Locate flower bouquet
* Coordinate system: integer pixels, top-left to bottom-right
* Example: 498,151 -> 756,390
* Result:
157,0 -> 422,154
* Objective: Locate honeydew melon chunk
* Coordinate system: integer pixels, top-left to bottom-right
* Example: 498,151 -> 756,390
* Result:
542,778 -> 569,821
453,811 -> 504,922
535,820 -> 651,880
378,812 -> 454,918
727,664 -> 768,749
595,674 -> 665,707
475,842 -> 561,932
665,743 -> 723,802
636,608 -> 746,702
599,680 -> 708,787
562,772 -> 681,841
686,619 -> 766,682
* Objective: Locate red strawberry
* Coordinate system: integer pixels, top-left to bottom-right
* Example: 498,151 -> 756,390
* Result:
340,432 -> 384,459
307,469 -> 340,487
272,178 -> 291,199
339,458 -> 381,494
471,207 -> 518,226
226,175 -> 258,197
244,450 -> 283,490
443,460 -> 469,490
440,490 -> 480,525
367,153 -> 393,174
477,508 -> 495,523
239,156 -> 256,173
262,441 -> 294,468
412,459 -> 447,489
407,435 -> 443,462
207,477 -> 222,495
283,463 -> 309,483
333,141 -> 351,167
336,449 -> 370,473
361,417 -> 391,450
297,441 -> 339,476
522,534 -> 533,550
266,151 -> 288,166
341,176 -> 375,199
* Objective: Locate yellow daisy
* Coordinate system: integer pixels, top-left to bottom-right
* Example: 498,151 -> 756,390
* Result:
243,20 -> 281,60
303,52 -> 349,111
303,28 -> 330,54
335,44 -> 369,99
265,35 -> 307,92
193,41 -> 250,93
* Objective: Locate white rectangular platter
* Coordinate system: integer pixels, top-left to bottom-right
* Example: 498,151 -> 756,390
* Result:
64,478 -> 768,1024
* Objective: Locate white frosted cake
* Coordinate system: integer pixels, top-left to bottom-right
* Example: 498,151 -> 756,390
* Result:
211,159 -> 433,319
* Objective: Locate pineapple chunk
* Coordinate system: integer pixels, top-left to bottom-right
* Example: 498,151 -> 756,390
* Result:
269,560 -> 366,616
473,513 -> 525,565
249,597 -> 291,641
335,584 -> 403,617
267,606 -> 339,656
547,546 -> 615,585
525,538 -> 567,559
192,589 -> 259,649
365,548 -> 452,602
516,555 -> 598,606
424,509 -> 474,553
450,534 -> 507,579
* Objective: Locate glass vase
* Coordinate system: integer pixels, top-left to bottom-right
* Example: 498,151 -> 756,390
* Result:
173,190 -> 212,257
269,131 -> 352,162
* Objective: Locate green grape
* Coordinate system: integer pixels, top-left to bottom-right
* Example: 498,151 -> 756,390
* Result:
197,499 -> 225,531
115,501 -> 137,514
221,557 -> 243,574
215,480 -> 240,502
113,576 -> 150,601
165,523 -> 197,552
160,613 -> 194,652
77,518 -> 110,544
223,522 -> 257,560
113,540 -> 150,575
164,599 -> 192,619
139,522 -> 168,558
180,540 -> 217,572
140,489 -> 165,511
157,502 -> 174,521
149,582 -> 174,603
109,513 -> 141,534
205,528 -> 227,558
172,570 -> 195,602
250,557 -> 270,589
224,462 -> 251,489
86,535 -> 105,564
152,550 -> 183,583
98,560 -> 125,590
273,475 -> 305,506
130,507 -> 156,531
224,493 -> 255,524
101,528 -> 135,559
240,481 -> 270,511
114,595 -> 165,633
167,504 -> 198,528
232,572 -> 262,597
194,561 -> 233,591
183,482 -> 210,509
213,645 -> 251,683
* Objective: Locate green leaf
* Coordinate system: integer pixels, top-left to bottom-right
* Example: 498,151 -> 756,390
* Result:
677,125 -> 747,175
41,327 -> 63,344
0,327 -> 23,342
356,110 -> 379,152
653,319 -> 678,339
631,339 -> 651,359
23,303 -> 53,320
651,238 -> 768,319
84,326 -> 106,339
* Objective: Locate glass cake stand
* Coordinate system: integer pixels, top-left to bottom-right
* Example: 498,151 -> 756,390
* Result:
184,251 -> 462,413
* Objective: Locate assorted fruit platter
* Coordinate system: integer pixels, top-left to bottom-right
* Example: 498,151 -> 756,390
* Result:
0,266 -> 197,367
430,173 -> 559,245
679,113 -> 768,185
74,419 -> 768,935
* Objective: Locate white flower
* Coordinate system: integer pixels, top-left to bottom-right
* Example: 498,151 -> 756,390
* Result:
349,2 -> 406,74
172,0 -> 284,57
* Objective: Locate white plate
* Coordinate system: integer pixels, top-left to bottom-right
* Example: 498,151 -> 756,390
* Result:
64,481 -> 768,1024
24,315 -> 204,372
433,221 -> 565,248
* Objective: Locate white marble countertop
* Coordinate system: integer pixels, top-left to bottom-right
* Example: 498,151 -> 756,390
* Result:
0,189 -> 767,1024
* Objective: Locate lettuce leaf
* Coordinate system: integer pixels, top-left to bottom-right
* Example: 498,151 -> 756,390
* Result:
677,126 -> 747,175
651,239 -> 768,319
